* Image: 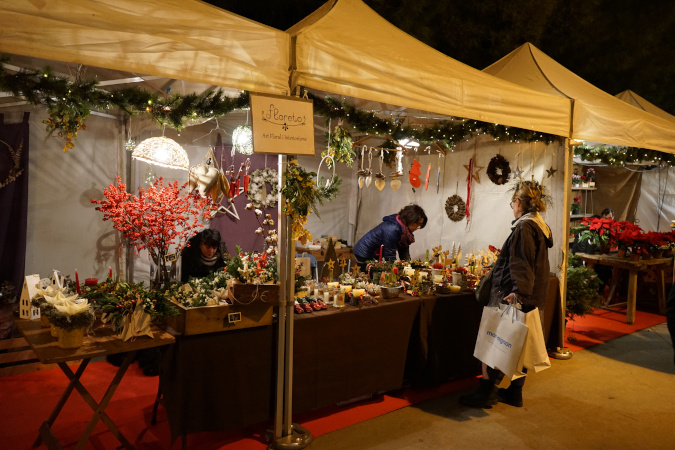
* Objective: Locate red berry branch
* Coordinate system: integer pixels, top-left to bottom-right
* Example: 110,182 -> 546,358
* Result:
92,176 -> 217,286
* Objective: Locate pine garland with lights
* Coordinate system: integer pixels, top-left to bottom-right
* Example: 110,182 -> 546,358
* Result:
574,145 -> 675,167
308,93 -> 561,149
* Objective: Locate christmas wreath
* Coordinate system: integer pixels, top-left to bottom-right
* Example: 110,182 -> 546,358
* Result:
487,154 -> 511,185
248,167 -> 279,209
445,195 -> 466,222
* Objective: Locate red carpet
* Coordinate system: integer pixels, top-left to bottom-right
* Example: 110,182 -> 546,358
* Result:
564,307 -> 666,352
1,307 -> 665,449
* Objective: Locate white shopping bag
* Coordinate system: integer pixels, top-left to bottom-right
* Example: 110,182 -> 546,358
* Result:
511,307 -> 551,380
473,304 -> 529,378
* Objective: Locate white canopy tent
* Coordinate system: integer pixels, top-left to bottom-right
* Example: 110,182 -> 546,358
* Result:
288,0 -> 571,137
616,90 -> 675,123
484,43 -> 675,154
0,0 -> 290,95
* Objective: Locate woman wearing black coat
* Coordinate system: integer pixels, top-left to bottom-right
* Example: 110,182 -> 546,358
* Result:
353,204 -> 427,271
460,180 -> 553,409
181,229 -> 226,282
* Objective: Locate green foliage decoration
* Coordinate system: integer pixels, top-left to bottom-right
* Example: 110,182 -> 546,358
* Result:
322,124 -> 355,168
566,254 -> 603,320
574,145 -> 675,167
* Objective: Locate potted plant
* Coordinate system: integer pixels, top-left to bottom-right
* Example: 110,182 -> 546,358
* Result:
572,217 -> 618,253
585,167 -> 596,187
43,297 -> 94,348
572,173 -> 581,187
571,195 -> 582,215
580,175 -> 589,188
565,255 -> 603,341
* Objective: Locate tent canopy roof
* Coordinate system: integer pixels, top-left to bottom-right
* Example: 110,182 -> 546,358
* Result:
484,43 -> 675,153
615,90 -> 675,123
0,0 -> 290,95
288,0 -> 571,137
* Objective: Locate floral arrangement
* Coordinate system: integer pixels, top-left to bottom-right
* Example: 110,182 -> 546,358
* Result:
572,217 -> 617,248
572,174 -> 581,184
168,271 -> 230,307
83,281 -> 179,331
92,177 -> 217,287
281,161 -> 341,245
585,167 -> 596,181
248,167 -> 279,209
246,205 -> 277,255
226,248 -> 278,285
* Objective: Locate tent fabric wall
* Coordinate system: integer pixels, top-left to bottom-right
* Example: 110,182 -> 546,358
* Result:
0,0 -> 290,95
349,136 -> 565,275
484,43 -> 675,154
575,166 -> 642,223
635,167 -> 674,232
288,0 -> 571,137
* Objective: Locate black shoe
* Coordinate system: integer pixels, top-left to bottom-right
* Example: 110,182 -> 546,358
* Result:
459,379 -> 498,408
497,386 -> 523,407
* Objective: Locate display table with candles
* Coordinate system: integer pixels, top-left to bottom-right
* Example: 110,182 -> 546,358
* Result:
156,291 -> 483,442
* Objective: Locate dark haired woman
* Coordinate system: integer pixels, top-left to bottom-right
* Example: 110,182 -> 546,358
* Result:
353,204 -> 427,271
460,180 -> 553,409
181,229 -> 226,282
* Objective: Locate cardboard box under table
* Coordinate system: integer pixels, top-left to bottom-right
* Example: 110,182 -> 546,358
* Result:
166,284 -> 279,335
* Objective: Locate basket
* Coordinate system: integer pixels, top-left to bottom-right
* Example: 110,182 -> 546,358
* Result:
58,327 -> 85,348
50,323 -> 60,338
40,314 -> 50,328
379,286 -> 401,299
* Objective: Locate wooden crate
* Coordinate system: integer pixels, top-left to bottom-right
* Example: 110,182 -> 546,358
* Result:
166,299 -> 274,336
228,282 -> 280,306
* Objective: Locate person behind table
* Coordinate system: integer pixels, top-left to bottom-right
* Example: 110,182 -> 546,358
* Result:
600,208 -> 615,220
353,204 -> 427,271
181,229 -> 226,282
460,180 -> 553,409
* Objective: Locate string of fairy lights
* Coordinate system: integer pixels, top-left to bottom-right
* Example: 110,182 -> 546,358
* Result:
1,58 -> 674,166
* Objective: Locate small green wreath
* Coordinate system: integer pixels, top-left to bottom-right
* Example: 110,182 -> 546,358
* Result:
445,195 -> 466,222
248,167 -> 279,209
487,154 -> 511,185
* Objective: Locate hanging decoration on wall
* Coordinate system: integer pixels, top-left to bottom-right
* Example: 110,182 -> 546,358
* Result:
464,156 -> 474,225
248,167 -> 279,209
463,156 -> 483,184
232,125 -> 253,155
356,146 -> 368,188
410,148 -> 422,189
365,148 -> 374,187
322,121 -> 355,168
445,195 -> 466,222
486,154 -> 511,185
574,145 -> 675,167
0,138 -> 24,191
546,165 -> 557,178
390,149 -> 404,191
424,163 -> 432,191
374,150 -> 386,191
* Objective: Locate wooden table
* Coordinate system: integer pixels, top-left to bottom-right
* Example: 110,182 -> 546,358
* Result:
15,318 -> 175,450
575,252 -> 672,324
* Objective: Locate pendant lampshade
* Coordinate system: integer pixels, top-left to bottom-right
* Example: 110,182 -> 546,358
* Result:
232,125 -> 253,155
132,137 -> 190,171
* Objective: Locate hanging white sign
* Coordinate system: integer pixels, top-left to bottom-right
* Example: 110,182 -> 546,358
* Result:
250,93 -> 315,155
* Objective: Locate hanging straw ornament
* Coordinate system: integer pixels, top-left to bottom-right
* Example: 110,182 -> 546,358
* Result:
357,145 -> 368,188
390,149 -> 403,191
409,148 -> 421,189
365,148 -> 374,187
375,150 -> 386,191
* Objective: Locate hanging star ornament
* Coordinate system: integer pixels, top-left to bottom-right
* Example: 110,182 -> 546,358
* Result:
351,264 -> 361,278
512,166 -> 524,179
546,165 -> 557,178
463,158 -> 484,183
325,259 -> 335,271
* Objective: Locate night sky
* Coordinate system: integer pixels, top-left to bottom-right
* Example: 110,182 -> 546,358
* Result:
209,0 -> 675,115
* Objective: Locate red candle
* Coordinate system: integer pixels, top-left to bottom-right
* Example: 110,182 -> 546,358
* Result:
109,267 -> 113,279
379,245 -> 383,263
75,270 -> 81,294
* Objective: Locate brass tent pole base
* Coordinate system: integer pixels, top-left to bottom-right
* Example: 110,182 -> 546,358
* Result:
269,423 -> 313,450
552,347 -> 573,360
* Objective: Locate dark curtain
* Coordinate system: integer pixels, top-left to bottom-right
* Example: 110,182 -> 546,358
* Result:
0,112 -> 30,291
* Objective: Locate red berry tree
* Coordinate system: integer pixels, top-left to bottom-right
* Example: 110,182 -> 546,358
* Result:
92,176 -> 217,287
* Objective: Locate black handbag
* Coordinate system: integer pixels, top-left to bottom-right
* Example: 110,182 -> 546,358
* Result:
475,268 -> 493,306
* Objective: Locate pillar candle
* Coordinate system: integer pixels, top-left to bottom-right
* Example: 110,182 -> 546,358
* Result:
109,267 -> 113,280
379,245 -> 383,263
75,270 -> 81,294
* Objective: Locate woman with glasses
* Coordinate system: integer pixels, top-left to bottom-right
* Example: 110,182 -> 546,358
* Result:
460,180 -> 553,409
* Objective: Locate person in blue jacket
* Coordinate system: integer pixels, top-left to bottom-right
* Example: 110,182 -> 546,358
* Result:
353,204 -> 427,271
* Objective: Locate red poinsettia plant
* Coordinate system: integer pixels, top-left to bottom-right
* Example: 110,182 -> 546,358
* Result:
92,176 -> 217,286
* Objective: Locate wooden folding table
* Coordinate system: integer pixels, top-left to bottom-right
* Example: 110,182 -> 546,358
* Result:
15,318 -> 175,450
575,252 -> 672,324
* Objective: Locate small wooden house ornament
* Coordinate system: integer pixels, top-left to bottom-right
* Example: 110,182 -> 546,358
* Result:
20,274 -> 41,320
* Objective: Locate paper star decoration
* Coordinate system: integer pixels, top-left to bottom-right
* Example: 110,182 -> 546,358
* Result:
338,258 -> 347,270
512,166 -> 524,179
546,166 -> 557,178
325,260 -> 335,271
463,158 -> 484,184
351,265 -> 361,278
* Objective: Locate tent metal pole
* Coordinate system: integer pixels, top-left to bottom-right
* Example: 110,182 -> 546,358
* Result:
270,155 -> 312,449
552,137 -> 574,360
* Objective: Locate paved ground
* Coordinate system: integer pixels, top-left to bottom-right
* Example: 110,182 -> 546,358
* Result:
310,322 -> 675,449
